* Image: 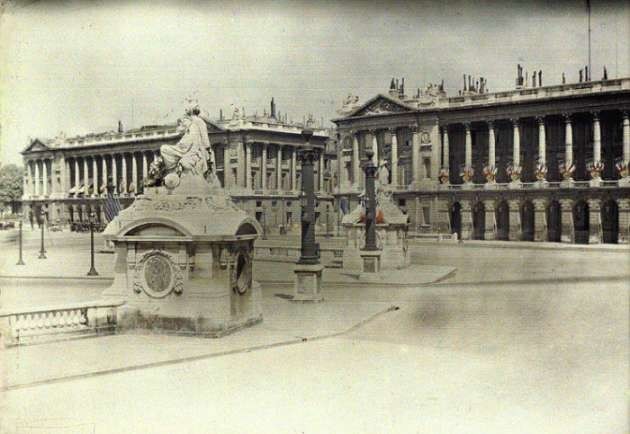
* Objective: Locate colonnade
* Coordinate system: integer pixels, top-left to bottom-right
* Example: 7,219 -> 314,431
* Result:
242,142 -> 327,193
440,110 -> 629,184
339,127 -> 430,189
24,141 -> 332,199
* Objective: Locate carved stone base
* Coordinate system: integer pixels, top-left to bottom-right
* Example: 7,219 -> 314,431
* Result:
292,263 -> 324,302
508,180 -> 522,189
589,177 -> 602,187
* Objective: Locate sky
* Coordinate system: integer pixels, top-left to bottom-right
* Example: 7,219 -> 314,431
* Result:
1,0 -> 628,166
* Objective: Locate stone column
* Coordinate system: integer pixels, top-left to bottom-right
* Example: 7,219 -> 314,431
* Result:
507,199 -> 522,241
442,127 -> 449,169
23,161 -> 30,198
223,144 -> 232,189
460,199 -> 473,240
42,159 -> 48,196
512,119 -> 521,167
564,114 -> 573,167
59,156 -> 67,196
533,198 -> 548,241
34,159 -> 40,196
142,152 -> 148,181
623,112 -> 630,164
121,153 -> 127,193
102,155 -> 108,190
464,123 -> 472,168
371,131 -> 379,164
411,127 -> 420,186
352,133 -> 360,187
245,142 -> 252,190
592,112 -> 601,163
318,151 -> 325,192
482,199 -> 496,240
488,121 -> 496,168
537,116 -> 546,165
390,128 -> 398,187
291,146 -> 297,191
74,158 -> 80,190
131,153 -> 138,193
277,145 -> 283,191
92,156 -> 99,195
83,157 -> 89,191
616,198 -> 630,243
559,199 -> 574,243
260,143 -> 267,191
588,198 -> 602,244
111,154 -> 118,193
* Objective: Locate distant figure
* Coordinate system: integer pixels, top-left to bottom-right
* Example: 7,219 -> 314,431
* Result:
603,66 -> 608,80
579,69 -> 583,82
532,70 -> 537,87
562,72 -> 566,84
538,70 -> 542,87
28,211 -> 34,230
585,65 -> 589,81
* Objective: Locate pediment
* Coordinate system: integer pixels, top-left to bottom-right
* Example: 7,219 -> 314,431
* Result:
22,139 -> 50,153
348,95 -> 414,118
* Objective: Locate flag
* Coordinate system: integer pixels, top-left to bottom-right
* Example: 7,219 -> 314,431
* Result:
104,191 -> 122,222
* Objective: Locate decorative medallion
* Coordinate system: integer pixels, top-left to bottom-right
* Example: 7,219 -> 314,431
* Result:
133,251 -> 184,298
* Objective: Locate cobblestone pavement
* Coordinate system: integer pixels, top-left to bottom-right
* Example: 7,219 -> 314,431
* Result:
0,236 -> 628,434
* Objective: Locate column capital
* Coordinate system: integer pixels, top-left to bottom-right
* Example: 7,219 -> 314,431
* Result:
535,115 -> 546,124
482,199 -> 496,211
562,112 -> 573,123
510,118 -> 520,127
409,125 -> 419,133
463,122 -> 471,131
590,110 -> 600,121
622,110 -> 629,120
388,127 -> 398,135
486,120 -> 494,129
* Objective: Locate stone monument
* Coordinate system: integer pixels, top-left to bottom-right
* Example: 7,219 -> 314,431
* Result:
101,104 -> 263,337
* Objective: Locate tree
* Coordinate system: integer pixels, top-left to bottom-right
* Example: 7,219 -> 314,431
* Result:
0,164 -> 24,215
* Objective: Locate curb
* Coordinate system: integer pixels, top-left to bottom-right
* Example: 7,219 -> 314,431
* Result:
2,305 -> 398,391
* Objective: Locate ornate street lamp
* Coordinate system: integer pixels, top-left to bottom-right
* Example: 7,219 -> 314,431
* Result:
297,127 -> 320,265
362,149 -> 378,251
38,208 -> 47,259
87,211 -> 99,276
16,214 -> 25,265
292,126 -> 324,302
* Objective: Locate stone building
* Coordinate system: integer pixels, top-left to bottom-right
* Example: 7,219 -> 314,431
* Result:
20,100 -> 337,233
333,74 -> 630,244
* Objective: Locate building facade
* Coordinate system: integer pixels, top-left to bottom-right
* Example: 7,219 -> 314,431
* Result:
333,76 -> 630,244
21,101 -> 337,234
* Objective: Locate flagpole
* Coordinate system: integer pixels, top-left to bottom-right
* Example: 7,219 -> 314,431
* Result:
587,0 -> 591,78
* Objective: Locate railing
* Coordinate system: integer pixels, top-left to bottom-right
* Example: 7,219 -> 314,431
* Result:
435,180 -> 627,192
254,244 -> 344,267
0,300 -> 124,347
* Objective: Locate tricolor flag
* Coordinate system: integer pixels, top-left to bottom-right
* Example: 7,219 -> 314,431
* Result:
104,191 -> 122,223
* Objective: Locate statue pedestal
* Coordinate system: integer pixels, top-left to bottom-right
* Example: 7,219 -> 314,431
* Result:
341,193 -> 409,275
102,186 -> 264,337
359,250 -> 382,273
292,263 -> 324,302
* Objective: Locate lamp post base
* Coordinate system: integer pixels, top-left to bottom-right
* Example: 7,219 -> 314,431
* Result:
292,263 -> 324,302
87,268 -> 99,276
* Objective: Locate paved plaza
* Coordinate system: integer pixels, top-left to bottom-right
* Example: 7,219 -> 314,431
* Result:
0,232 -> 628,434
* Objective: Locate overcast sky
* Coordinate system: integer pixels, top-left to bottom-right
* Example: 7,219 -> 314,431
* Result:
1,0 -> 628,166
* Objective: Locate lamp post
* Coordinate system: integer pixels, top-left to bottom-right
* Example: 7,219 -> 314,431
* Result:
363,149 -> 378,251
16,216 -> 25,265
87,211 -> 99,276
38,208 -> 47,259
297,128 -> 320,265
292,126 -> 324,302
